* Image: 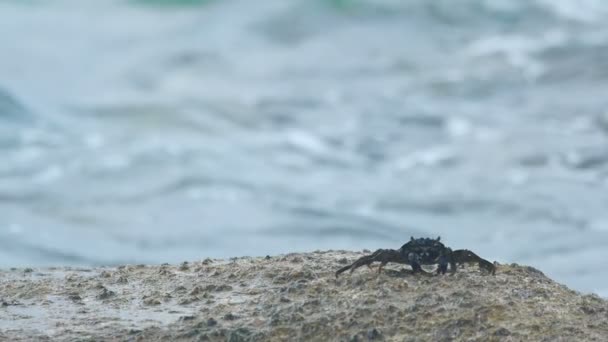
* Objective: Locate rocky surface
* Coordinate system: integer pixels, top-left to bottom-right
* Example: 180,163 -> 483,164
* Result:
0,250 -> 607,341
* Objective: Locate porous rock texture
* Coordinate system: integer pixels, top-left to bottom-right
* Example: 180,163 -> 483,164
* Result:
0,251 -> 607,341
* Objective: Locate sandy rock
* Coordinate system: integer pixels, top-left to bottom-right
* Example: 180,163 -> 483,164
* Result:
0,251 -> 606,341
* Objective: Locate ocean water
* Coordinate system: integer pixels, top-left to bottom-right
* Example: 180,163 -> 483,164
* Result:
1,0 -> 608,296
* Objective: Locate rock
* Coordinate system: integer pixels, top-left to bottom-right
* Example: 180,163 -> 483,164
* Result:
205,284 -> 232,292
67,293 -> 82,302
143,298 -> 161,306
223,313 -> 238,321
0,252 -> 606,341
494,327 -> 511,336
207,318 -> 218,326
96,287 -> 116,300
367,328 -> 382,340
1,300 -> 21,307
228,328 -> 251,342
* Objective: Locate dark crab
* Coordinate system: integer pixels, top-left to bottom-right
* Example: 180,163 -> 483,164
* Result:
336,236 -> 495,277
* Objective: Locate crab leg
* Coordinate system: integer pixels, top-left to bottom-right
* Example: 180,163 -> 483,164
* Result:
436,252 -> 453,275
451,249 -> 496,275
335,249 -> 405,277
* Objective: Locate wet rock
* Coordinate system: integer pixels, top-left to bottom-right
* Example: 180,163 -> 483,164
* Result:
189,286 -> 205,296
67,293 -> 82,302
223,313 -> 238,321
143,298 -> 161,306
177,328 -> 202,339
435,319 -> 474,340
228,328 -> 251,342
290,256 -> 303,263
367,328 -> 382,340
158,267 -> 172,276
96,287 -> 116,300
1,300 -> 21,307
363,297 -> 376,305
91,282 -> 106,290
0,252 -> 606,341
494,327 -> 511,336
205,284 -> 232,292
173,285 -> 187,294
178,297 -> 198,305
524,266 -> 548,279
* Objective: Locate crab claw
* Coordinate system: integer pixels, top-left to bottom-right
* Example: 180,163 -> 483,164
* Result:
451,249 -> 496,275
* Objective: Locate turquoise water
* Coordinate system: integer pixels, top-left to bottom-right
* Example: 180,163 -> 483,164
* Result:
1,0 -> 608,296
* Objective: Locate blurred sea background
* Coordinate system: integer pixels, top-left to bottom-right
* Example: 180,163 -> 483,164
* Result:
1,0 -> 608,296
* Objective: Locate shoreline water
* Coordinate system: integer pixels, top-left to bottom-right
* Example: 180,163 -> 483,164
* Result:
1,250 -> 607,341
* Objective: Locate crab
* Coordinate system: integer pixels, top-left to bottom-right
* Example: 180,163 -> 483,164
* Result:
335,236 -> 495,277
